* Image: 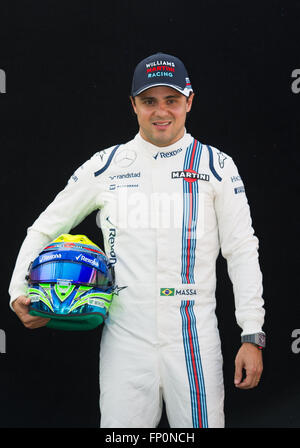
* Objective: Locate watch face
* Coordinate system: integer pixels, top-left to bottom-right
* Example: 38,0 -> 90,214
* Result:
241,333 -> 266,347
258,333 -> 266,346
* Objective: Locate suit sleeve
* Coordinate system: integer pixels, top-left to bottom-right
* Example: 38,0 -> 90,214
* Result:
8,155 -> 101,309
214,156 -> 265,336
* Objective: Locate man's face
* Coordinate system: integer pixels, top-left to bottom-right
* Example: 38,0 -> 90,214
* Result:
130,86 -> 194,147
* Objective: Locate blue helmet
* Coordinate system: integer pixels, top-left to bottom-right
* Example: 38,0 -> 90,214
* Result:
26,234 -> 115,331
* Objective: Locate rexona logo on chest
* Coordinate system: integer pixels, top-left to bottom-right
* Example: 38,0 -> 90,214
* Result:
171,170 -> 209,183
160,288 -> 197,296
154,148 -> 182,159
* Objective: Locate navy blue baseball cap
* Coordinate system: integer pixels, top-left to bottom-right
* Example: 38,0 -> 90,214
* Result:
131,52 -> 193,97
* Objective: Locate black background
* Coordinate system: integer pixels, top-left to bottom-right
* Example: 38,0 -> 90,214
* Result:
0,0 -> 299,429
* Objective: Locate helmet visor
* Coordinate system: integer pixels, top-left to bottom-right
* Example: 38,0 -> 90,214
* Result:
29,261 -> 113,288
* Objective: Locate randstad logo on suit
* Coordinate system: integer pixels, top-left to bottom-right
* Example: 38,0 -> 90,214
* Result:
160,288 -> 197,296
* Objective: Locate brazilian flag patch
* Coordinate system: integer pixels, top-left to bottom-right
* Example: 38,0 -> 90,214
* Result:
160,288 -> 175,296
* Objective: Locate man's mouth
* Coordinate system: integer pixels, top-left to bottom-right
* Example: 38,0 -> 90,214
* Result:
152,121 -> 172,129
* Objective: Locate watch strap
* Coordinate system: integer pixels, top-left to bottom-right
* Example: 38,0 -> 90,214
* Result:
241,332 -> 266,349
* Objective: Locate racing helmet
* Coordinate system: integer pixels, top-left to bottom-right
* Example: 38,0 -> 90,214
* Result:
27,234 -> 115,331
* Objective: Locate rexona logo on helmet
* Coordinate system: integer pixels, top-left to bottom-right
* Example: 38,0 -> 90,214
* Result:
26,234 -> 115,331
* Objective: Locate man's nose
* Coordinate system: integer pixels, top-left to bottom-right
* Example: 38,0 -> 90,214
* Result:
154,101 -> 169,115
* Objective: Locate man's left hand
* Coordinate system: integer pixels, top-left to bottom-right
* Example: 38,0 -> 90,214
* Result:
234,343 -> 263,389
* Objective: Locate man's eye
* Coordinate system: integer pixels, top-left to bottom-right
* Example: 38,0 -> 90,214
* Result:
144,100 -> 153,105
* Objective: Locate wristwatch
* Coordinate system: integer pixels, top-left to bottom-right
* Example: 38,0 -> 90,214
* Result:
241,332 -> 266,349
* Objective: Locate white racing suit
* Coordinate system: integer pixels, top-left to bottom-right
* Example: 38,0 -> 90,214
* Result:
9,131 -> 265,428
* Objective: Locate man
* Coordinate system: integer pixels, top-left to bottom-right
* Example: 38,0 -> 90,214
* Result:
9,53 -> 265,428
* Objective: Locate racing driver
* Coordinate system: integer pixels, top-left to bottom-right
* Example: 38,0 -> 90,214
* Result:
9,52 -> 265,428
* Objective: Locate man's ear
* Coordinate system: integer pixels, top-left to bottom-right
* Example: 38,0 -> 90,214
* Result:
186,92 -> 195,113
130,96 -> 137,114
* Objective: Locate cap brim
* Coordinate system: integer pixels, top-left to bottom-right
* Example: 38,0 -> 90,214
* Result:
132,83 -> 192,97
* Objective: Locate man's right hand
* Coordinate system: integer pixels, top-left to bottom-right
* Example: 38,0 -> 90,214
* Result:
12,296 -> 50,329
